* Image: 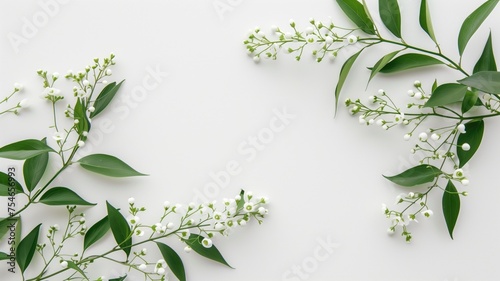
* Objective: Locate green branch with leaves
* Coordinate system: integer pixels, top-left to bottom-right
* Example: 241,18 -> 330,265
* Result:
245,0 -> 500,242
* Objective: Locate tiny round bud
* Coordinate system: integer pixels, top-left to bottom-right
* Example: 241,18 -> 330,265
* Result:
462,143 -> 471,151
347,35 -> 357,44
414,80 -> 421,87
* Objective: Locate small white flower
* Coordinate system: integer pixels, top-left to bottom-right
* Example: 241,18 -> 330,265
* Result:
414,80 -> 421,87
305,27 -> 314,35
128,197 -> 135,204
306,35 -> 315,43
421,210 -> 433,218
53,132 -> 65,141
376,119 -> 384,126
419,132 -> 428,142
213,211 -> 225,221
253,56 -> 260,63
378,89 -> 385,95
14,83 -> 24,91
403,133 -> 411,141
138,264 -> 147,271
18,99 -> 30,108
258,207 -> 267,215
457,124 -> 466,134
453,169 -> 464,179
60,260 -> 68,268
157,268 -> 165,275
52,72 -> 60,79
414,92 -> 423,99
381,204 -> 388,214
83,80 -> 90,87
82,131 -> 88,137
431,133 -> 440,141
180,229 -> 190,239
77,140 -> 85,147
243,202 -> 255,213
127,216 -> 140,225
461,179 -> 470,186
358,116 -> 366,125
88,106 -> 95,112
202,238 -> 213,248
394,113 -> 404,124
382,124 -> 389,130
238,219 -> 247,226
106,69 -> 112,76
347,35 -> 357,44
408,192 -> 415,198
368,95 -> 376,103
387,227 -> 395,235
214,222 -> 225,230
270,25 -> 279,33
462,143 -> 471,151
325,36 -> 334,44
184,246 -> 192,253
135,229 -> 145,237
368,119 -> 375,125
102,80 -> 108,85
74,119 -> 80,124
407,90 -> 415,97
163,201 -> 171,209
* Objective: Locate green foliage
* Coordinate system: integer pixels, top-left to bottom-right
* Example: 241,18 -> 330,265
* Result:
0,139 -> 55,160
184,234 -> 233,268
157,242 -> 187,281
443,181 -> 461,239
336,0 -> 376,35
78,154 -> 146,177
379,0 -> 402,38
16,224 -> 41,273
458,0 -> 499,56
384,165 -> 441,187
38,187 -> 96,206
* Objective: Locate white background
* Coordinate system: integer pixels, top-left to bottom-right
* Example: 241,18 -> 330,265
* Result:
1,0 -> 500,280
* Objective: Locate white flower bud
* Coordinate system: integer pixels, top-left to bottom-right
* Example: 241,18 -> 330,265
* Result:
457,124 -> 466,134
347,35 -> 358,44
418,132 -> 428,141
462,143 -> 471,151
403,134 -> 411,141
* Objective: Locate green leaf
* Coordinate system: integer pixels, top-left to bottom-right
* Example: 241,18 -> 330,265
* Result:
67,260 -> 88,279
156,242 -> 186,281
0,252 -> 9,260
77,154 -> 146,177
379,0 -> 401,38
236,189 -> 246,212
457,119 -> 484,168
0,217 -> 18,241
84,216 -> 110,251
474,32 -> 497,73
23,138 -> 49,192
90,80 -> 124,118
74,98 -> 91,136
379,53 -> 443,73
383,165 -> 442,187
419,0 -> 437,43
184,234 -> 233,268
335,50 -> 363,113
458,0 -> 499,56
424,83 -> 468,107
368,50 -> 401,83
336,0 -> 376,35
0,139 -> 55,160
458,71 -> 500,94
106,202 -> 132,257
39,187 -> 95,206
16,223 -> 41,273
461,90 -> 479,114
432,79 -> 438,92
0,171 -> 24,196
443,180 -> 461,239
109,276 -> 127,281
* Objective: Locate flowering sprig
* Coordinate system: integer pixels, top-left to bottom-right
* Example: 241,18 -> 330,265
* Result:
22,190 -> 268,281
246,0 -> 500,241
0,83 -> 28,115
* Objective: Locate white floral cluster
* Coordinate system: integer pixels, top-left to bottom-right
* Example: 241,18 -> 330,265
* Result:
244,18 -> 359,63
346,81 -> 473,242
36,54 -> 115,154
0,82 -> 29,115
125,190 -> 269,279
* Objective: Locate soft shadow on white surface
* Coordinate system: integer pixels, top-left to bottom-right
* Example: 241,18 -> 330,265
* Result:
1,0 -> 499,280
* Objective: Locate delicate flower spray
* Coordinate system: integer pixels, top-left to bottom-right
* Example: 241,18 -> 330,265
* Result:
31,190 -> 268,281
0,55 -> 270,280
245,0 -> 500,242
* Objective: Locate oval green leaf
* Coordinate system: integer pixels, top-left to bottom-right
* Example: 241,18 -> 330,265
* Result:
474,32 -> 497,73
457,119 -> 484,168
0,139 -> 55,160
379,0 -> 401,38
458,71 -> 500,94
368,50 -> 402,83
419,0 -> 437,43
424,83 -> 468,107
336,0 -> 376,35
74,98 -> 91,136
184,234 -> 232,268
156,242 -> 186,281
39,187 -> 96,206
384,164 -> 442,187
458,0 -> 499,56
84,215 -> 110,251
90,80 -> 125,118
77,154 -> 146,177
106,201 -> 132,257
0,171 -> 24,196
379,53 -> 443,73
443,180 -> 461,239
16,223 -> 41,273
23,138 -> 49,192
0,217 -> 18,241
335,49 -> 363,113
461,90 -> 479,114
